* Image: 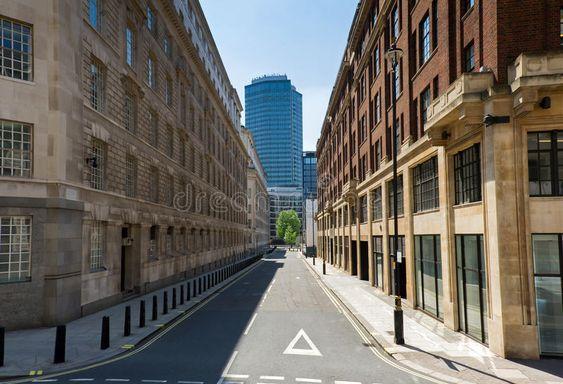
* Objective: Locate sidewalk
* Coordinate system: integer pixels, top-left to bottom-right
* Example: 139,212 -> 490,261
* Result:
0,254 -> 263,379
303,256 -> 563,384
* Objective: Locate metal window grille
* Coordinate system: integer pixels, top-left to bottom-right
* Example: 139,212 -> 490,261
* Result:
0,216 -> 31,282
90,59 -> 104,111
454,144 -> 482,204
123,92 -> 136,132
88,139 -> 104,190
90,221 -> 105,271
0,17 -> 33,81
125,155 -> 136,198
387,175 -> 404,217
413,156 -> 439,212
0,120 -> 32,177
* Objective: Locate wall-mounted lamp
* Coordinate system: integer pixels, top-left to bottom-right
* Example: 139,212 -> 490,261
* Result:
483,114 -> 510,126
539,96 -> 551,109
85,156 -> 98,168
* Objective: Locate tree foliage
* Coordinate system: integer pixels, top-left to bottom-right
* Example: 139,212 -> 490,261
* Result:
276,210 -> 300,244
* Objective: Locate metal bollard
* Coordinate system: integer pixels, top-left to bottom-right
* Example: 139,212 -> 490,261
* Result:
0,326 -> 4,367
53,325 -> 66,364
187,281 -> 191,301
124,306 -> 131,336
313,256 -> 316,265
100,316 -> 110,350
139,300 -> 146,328
192,279 -> 196,297
198,277 -> 202,294
152,295 -> 158,321
163,291 -> 168,314
180,285 -> 184,305
172,288 -> 177,309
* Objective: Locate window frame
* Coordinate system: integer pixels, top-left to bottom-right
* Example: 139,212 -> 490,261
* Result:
371,186 -> 382,221
419,14 -> 431,65
388,174 -> 404,217
527,131 -> 562,197
0,120 -> 32,178
0,16 -> 33,81
413,156 -> 439,213
90,220 -> 105,271
89,58 -> 105,112
0,216 -> 32,283
463,41 -> 475,72
454,143 -> 482,205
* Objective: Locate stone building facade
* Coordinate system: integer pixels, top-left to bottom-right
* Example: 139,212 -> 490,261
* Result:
316,0 -> 563,358
241,126 -> 269,252
0,0 -> 252,329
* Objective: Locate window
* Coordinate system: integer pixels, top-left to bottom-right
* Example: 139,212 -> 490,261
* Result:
147,55 -> 156,88
388,175 -> 403,217
463,41 -> 475,72
125,26 -> 134,67
343,205 -> 348,226
150,166 -> 159,203
456,234 -> 488,343
163,34 -> 171,57
374,45 -> 380,77
391,4 -> 400,41
90,221 -> 105,271
371,186 -> 382,220
432,1 -> 438,49
0,216 -> 31,283
374,92 -> 381,124
149,225 -> 158,260
88,0 -> 102,31
419,14 -> 430,65
413,156 -> 439,212
89,59 -> 104,111
392,62 -> 401,99
149,110 -> 158,146
0,17 -> 33,81
123,91 -> 136,132
359,195 -> 368,223
166,227 -> 173,255
375,139 -> 381,170
414,235 -> 443,319
88,139 -> 105,190
359,74 -> 366,103
532,234 -> 563,355
165,76 -> 173,106
420,87 -> 431,126
372,236 -> 383,288
125,155 -> 137,198
359,114 -> 367,143
147,5 -> 156,35
0,120 -> 32,177
528,131 -> 563,196
454,144 -> 482,204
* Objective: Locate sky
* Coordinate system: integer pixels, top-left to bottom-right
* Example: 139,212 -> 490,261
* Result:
199,0 -> 358,151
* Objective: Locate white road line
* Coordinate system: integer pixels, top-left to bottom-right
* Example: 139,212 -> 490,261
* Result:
69,380 -> 94,382
105,380 -> 130,382
295,379 -> 321,383
335,381 -> 361,384
244,313 -> 258,335
141,380 -> 167,383
266,284 -> 272,293
223,375 -> 248,379
33,380 -> 58,382
259,376 -> 284,381
177,381 -> 204,384
216,350 -> 239,384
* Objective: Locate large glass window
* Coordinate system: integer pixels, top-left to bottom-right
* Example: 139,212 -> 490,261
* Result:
391,4 -> 400,41
123,91 -> 136,132
413,156 -> 439,212
0,17 -> 33,81
388,175 -> 404,217
463,41 -> 475,72
456,234 -> 488,343
0,216 -> 31,283
90,221 -> 105,271
414,235 -> 443,319
532,234 -> 563,355
359,194 -> 368,223
373,236 -> 383,288
125,26 -> 134,67
454,144 -> 481,204
371,186 -> 382,221
88,0 -> 102,31
1,120 -> 32,177
528,131 -> 563,196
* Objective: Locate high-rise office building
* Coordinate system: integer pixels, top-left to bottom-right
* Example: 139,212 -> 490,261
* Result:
302,151 -> 317,199
245,75 -> 303,188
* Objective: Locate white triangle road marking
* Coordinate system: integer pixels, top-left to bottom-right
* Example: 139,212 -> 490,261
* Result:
283,329 -> 323,356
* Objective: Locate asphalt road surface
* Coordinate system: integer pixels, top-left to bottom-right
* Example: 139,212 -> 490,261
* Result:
26,250 -> 432,384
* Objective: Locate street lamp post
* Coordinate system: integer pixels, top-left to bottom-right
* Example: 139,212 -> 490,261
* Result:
385,42 -> 404,345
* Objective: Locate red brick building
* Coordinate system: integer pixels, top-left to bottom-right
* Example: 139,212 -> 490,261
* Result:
317,0 -> 563,358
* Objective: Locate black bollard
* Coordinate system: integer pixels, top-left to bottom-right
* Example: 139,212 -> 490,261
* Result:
172,288 -> 177,309
152,295 -> 158,321
0,326 -> 4,367
187,281 -> 191,301
124,306 -> 131,336
163,291 -> 168,314
313,256 -> 316,265
198,277 -> 202,294
53,325 -> 66,364
139,300 -> 146,328
100,316 -> 110,350
192,279 -> 196,297
323,260 -> 326,275
180,285 -> 184,305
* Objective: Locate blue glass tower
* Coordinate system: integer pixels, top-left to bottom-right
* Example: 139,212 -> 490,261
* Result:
245,75 -> 303,188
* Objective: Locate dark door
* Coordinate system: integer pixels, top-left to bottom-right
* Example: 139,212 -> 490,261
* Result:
360,241 -> 369,281
351,240 -> 357,276
121,226 -> 128,292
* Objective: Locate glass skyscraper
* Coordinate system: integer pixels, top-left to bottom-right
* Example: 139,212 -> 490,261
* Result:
302,151 -> 317,199
245,75 -> 303,188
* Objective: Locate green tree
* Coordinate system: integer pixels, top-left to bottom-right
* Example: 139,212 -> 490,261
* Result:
276,210 -> 301,243
284,229 -> 297,246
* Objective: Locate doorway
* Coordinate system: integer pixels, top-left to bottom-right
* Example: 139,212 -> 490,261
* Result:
389,235 -> 407,298
121,226 -> 133,293
359,241 -> 369,281
351,240 -> 357,276
329,238 -> 334,265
